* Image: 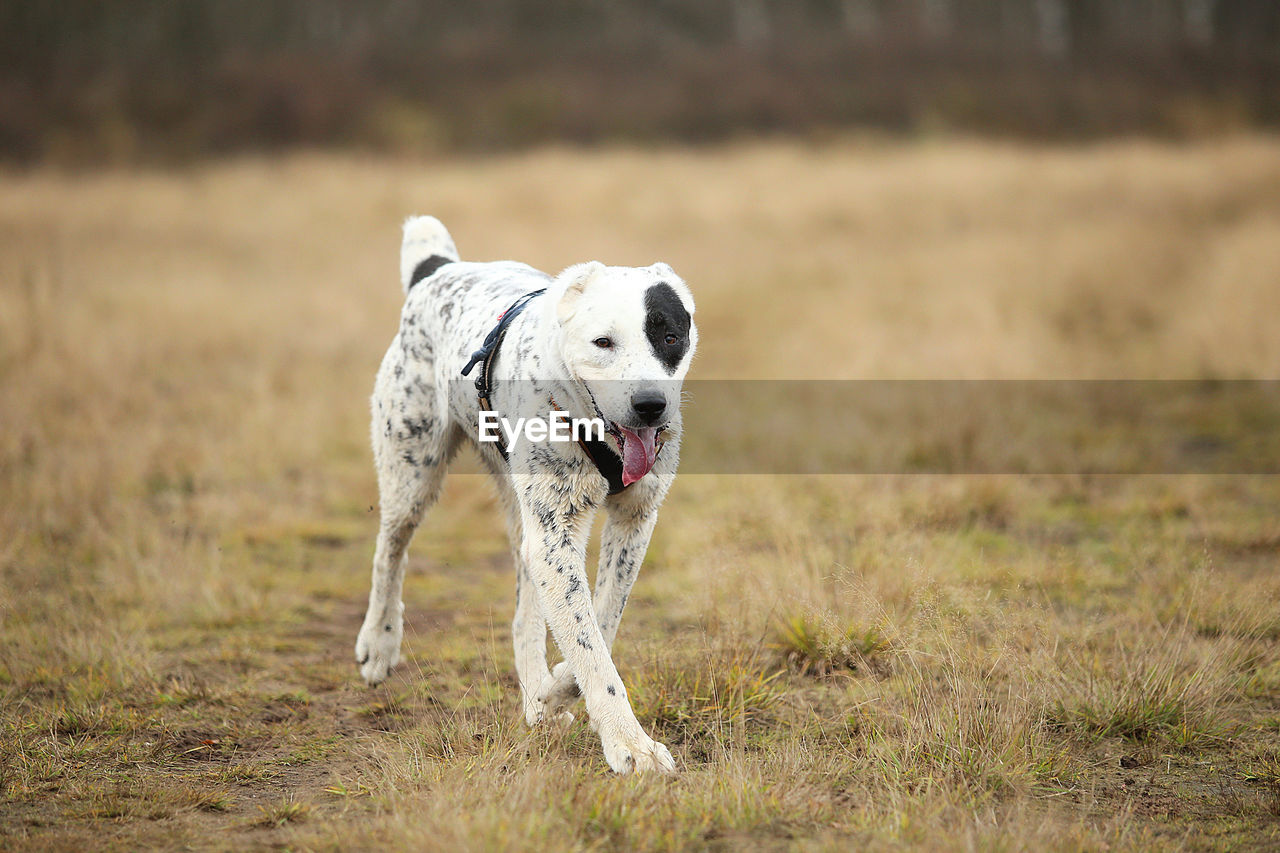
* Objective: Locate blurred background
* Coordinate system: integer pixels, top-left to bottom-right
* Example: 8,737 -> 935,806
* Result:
3,0 -> 1280,164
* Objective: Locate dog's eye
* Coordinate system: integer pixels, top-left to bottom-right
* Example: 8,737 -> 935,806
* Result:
664,334 -> 678,346
592,337 -> 614,349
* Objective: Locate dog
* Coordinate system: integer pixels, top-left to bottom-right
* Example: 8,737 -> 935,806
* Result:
355,216 -> 696,774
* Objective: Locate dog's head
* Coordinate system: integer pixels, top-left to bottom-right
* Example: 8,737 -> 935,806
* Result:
549,261 -> 697,486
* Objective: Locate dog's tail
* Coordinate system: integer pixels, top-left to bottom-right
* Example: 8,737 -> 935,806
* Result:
400,215 -> 460,295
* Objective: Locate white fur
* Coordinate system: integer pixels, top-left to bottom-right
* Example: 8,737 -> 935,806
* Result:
398,215 -> 458,294
356,216 -> 696,774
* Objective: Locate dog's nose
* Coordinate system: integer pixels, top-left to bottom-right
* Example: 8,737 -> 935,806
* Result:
630,389 -> 667,425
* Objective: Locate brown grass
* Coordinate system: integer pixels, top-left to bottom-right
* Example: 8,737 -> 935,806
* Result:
1,137 -> 1279,850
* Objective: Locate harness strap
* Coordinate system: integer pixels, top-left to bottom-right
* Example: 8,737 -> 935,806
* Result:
460,289 -> 630,495
543,394 -> 628,495
460,289 -> 546,420
576,434 -> 627,495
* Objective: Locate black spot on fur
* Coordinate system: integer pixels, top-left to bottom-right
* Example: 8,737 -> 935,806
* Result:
607,685 -> 616,696
644,282 -> 691,374
532,502 -> 556,529
401,417 -> 435,440
408,255 -> 454,291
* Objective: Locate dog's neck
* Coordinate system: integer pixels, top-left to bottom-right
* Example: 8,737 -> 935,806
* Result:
527,308 -> 597,424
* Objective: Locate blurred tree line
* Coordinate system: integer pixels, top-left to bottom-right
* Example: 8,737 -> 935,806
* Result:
1,0 -> 1278,163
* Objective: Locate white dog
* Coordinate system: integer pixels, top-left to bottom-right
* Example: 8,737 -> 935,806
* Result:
356,217 -> 696,774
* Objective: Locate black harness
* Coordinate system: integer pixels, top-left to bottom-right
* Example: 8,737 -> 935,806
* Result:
460,290 -> 629,495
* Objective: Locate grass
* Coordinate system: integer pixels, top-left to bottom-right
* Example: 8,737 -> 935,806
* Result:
774,614 -> 890,677
628,641 -> 785,750
1,137 -> 1279,849
255,795 -> 309,828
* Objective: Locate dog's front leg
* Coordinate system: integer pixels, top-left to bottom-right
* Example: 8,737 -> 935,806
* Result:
593,505 -> 659,648
538,502 -> 659,715
517,490 -> 674,775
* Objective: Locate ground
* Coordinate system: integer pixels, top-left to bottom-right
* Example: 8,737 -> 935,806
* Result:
1,138 -> 1279,850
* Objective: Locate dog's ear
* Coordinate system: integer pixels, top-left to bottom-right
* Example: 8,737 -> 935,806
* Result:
553,261 -> 605,323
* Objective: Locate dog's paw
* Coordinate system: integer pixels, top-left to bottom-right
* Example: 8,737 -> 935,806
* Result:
355,605 -> 403,686
600,725 -> 676,775
524,705 -> 575,728
522,666 -> 578,722
537,661 -> 582,715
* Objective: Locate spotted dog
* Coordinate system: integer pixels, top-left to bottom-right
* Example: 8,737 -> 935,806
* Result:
356,216 -> 696,774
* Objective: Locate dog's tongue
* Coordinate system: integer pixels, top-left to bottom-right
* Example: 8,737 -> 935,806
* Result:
618,426 -> 659,486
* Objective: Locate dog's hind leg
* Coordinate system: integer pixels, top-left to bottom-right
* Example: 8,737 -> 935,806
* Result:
496,491 -> 564,726
356,348 -> 460,686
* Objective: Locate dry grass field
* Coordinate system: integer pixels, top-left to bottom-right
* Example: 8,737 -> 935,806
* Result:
2,138 -> 1280,850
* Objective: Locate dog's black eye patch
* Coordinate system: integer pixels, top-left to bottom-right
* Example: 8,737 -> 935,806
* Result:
644,282 -> 691,374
